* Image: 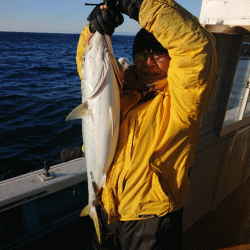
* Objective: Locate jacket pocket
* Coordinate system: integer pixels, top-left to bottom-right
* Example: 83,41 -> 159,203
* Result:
118,170 -> 129,197
148,172 -> 170,203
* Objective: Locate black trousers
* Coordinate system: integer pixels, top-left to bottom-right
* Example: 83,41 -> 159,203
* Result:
93,206 -> 184,250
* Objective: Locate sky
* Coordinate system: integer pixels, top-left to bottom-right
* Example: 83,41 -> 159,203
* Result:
0,0 -> 203,35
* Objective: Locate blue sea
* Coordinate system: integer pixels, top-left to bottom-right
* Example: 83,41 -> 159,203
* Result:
0,31 -> 135,180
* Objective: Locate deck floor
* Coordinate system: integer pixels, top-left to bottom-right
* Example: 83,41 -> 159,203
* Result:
182,177 -> 250,250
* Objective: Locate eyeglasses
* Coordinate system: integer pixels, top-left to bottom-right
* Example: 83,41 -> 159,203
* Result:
134,50 -> 168,63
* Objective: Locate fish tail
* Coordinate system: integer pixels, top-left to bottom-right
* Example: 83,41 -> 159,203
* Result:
80,204 -> 101,243
92,210 -> 101,243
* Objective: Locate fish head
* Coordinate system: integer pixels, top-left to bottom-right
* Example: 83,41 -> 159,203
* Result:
81,32 -> 110,99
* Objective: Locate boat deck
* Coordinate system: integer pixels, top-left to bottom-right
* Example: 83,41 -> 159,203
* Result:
19,213 -> 250,250
18,177 -> 250,250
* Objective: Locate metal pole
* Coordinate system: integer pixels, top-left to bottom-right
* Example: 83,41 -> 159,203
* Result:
85,3 -> 104,6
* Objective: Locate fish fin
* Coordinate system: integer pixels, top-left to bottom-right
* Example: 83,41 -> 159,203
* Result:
80,204 -> 90,217
118,57 -> 133,69
100,175 -> 107,189
111,55 -> 123,89
109,107 -> 114,137
109,106 -> 119,138
93,211 -> 101,243
65,102 -> 89,121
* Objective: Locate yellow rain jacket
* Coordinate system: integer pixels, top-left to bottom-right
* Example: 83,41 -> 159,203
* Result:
76,0 -> 217,224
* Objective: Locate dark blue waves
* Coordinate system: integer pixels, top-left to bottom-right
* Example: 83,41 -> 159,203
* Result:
0,31 -> 135,180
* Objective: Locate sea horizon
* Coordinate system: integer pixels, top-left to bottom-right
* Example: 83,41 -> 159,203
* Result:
0,30 -> 136,36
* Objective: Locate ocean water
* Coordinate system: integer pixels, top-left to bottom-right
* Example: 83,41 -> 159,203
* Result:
1,32 -> 249,181
0,31 -> 135,180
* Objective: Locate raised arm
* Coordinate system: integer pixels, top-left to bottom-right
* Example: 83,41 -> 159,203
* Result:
76,24 -> 92,79
120,0 -> 217,124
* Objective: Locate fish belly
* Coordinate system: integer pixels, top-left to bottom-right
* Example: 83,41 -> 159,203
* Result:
83,62 -> 120,211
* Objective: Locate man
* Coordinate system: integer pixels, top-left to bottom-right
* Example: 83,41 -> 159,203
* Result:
76,0 -> 217,249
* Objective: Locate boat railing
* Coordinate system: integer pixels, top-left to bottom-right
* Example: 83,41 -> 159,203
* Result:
0,158 -> 88,249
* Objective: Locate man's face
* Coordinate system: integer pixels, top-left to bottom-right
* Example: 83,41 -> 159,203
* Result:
134,52 -> 171,86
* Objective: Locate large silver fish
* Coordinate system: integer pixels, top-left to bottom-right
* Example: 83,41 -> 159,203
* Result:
66,32 -> 122,241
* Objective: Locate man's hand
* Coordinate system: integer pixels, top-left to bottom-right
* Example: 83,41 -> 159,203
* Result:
117,0 -> 143,21
88,3 -> 124,36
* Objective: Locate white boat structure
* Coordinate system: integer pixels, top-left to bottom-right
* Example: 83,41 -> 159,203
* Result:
2,0 -> 250,249
200,0 -> 250,26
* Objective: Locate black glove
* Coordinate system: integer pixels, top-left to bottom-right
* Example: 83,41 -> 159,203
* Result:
88,4 -> 124,36
117,0 -> 143,21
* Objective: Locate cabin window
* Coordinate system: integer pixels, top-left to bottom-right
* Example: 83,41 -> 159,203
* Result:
223,42 -> 250,127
